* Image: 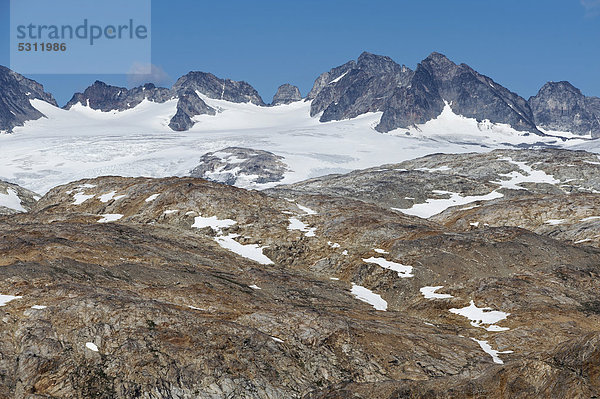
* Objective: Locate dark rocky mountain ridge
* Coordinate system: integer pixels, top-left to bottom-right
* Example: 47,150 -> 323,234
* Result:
1,51 -> 599,136
0,66 -> 57,132
63,81 -> 174,112
309,52 -> 541,134
529,81 -> 600,136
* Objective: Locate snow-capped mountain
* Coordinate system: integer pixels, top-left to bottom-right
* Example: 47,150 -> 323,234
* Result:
2,51 -> 600,136
0,66 -> 57,133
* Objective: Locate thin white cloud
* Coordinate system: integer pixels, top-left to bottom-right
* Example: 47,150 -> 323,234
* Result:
127,63 -> 171,87
581,0 -> 600,17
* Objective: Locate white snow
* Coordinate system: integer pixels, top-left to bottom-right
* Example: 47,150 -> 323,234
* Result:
72,192 -> 94,205
327,241 -> 341,248
192,215 -> 236,230
350,283 -> 387,311
416,165 -> 451,172
0,97 -> 592,196
342,250 -> 348,256
0,294 -> 22,306
192,216 -> 273,265
330,277 -> 339,280
191,214 -> 274,265
145,193 -> 160,202
0,188 -> 26,212
328,70 -> 349,84
97,214 -> 123,223
31,305 -> 47,310
374,248 -> 389,254
493,157 -> 560,190
545,219 -> 566,225
163,209 -> 178,215
420,286 -> 453,299
580,216 -> 600,222
287,217 -> 317,237
363,256 -> 414,278
449,300 -> 510,331
296,204 -> 317,215
249,284 -> 261,290
85,342 -> 99,352
394,190 -> 503,219
271,336 -> 284,343
99,191 -> 126,203
390,102 -> 589,148
215,234 -> 274,265
471,338 -> 513,364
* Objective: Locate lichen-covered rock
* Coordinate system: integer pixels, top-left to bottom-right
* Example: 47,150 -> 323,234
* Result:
1,148 -> 600,397
190,147 -> 289,186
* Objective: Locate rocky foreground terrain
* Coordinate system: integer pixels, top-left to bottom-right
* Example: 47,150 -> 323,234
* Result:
0,148 -> 599,398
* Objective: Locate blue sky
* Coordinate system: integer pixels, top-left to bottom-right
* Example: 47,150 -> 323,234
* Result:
1,0 -> 599,105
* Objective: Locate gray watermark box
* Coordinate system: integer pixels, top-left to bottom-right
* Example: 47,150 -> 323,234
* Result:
10,0 -> 151,74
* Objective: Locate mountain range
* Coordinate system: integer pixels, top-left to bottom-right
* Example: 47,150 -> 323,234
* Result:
1,52 -> 600,137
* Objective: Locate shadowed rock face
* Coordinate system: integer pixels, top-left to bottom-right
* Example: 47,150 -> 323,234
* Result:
309,52 -> 541,134
529,81 -> 600,137
64,81 -> 174,112
0,66 -> 57,132
416,53 -> 539,133
172,71 -> 265,106
0,148 -> 599,397
310,52 -> 413,120
168,90 -> 216,131
306,60 -> 357,100
190,147 -> 289,186
272,84 -> 302,105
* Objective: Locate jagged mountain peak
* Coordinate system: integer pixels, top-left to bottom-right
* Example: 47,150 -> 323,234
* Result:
172,71 -> 265,106
64,80 -> 173,112
1,57 -> 599,137
271,84 -> 302,105
537,80 -> 582,95
423,51 -> 453,64
0,65 -> 57,132
529,80 -> 600,136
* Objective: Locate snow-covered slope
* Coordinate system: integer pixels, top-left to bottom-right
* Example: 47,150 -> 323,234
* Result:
0,97 -> 594,194
389,103 -> 593,146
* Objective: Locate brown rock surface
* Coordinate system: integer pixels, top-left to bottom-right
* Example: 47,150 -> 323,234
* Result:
0,149 -> 599,397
